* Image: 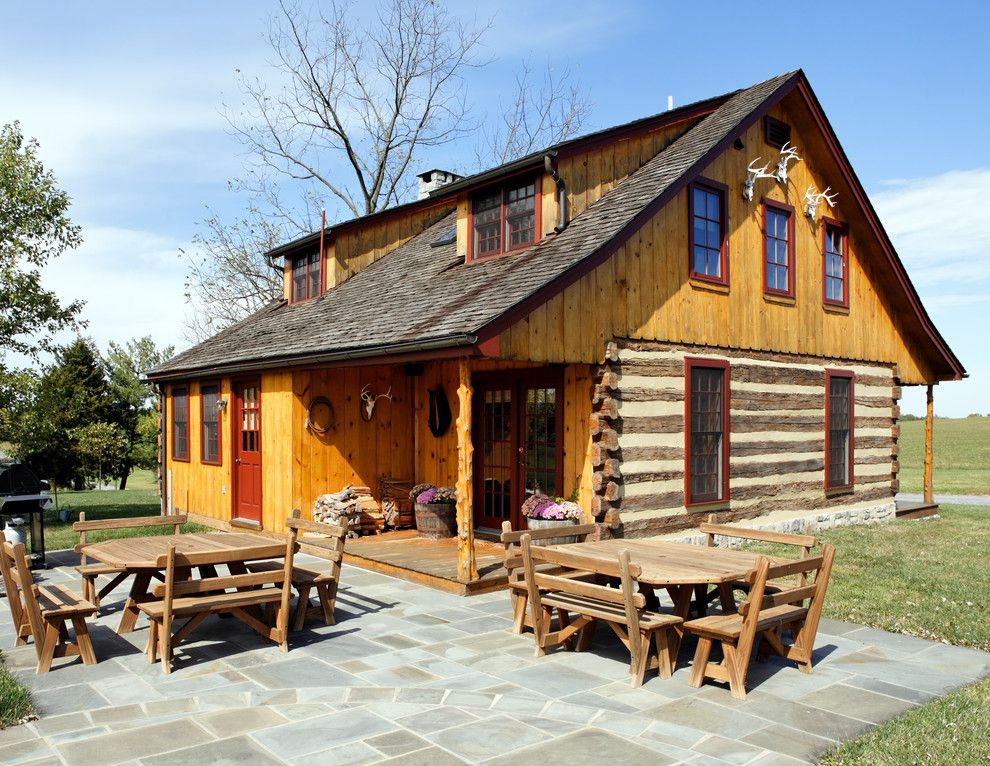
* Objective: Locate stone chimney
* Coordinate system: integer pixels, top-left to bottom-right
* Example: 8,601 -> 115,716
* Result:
417,169 -> 462,199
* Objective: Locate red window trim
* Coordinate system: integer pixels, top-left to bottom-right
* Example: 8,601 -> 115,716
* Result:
821,217 -> 849,308
290,250 -> 322,303
688,177 -> 729,286
171,386 -> 190,462
762,197 -> 796,299
824,368 -> 855,492
466,174 -> 542,263
199,381 -> 222,467
684,357 -> 731,508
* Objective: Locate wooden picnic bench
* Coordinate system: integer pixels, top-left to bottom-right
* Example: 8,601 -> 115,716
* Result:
72,512 -> 187,607
79,532 -> 282,634
1,540 -> 98,673
522,534 -> 683,687
140,536 -> 295,673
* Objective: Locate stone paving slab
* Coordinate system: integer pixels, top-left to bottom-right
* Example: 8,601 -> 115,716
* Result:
1,556 -> 988,766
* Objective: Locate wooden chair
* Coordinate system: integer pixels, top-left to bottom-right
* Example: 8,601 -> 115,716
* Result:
700,516 -> 817,611
521,534 -> 683,687
500,521 -> 599,634
139,536 -> 295,673
247,511 -> 347,630
684,543 -> 836,699
0,541 -> 98,673
73,512 -> 187,607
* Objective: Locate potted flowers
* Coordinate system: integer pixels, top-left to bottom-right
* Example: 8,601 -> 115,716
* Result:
521,493 -> 585,545
410,483 -> 457,540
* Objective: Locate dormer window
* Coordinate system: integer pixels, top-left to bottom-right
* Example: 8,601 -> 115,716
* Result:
291,250 -> 321,302
469,177 -> 540,261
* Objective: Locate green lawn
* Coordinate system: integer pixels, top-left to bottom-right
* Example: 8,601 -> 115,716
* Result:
898,416 -> 990,496
0,652 -> 31,727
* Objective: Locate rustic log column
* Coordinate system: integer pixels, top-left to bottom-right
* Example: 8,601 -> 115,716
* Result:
455,357 -> 477,582
924,384 -> 934,505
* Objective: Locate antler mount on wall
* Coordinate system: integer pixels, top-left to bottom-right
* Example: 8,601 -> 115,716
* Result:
360,384 -> 393,422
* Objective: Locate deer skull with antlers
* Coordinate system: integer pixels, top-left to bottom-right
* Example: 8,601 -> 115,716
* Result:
360,384 -> 393,422
803,185 -> 839,220
743,157 -> 776,201
775,142 -> 801,185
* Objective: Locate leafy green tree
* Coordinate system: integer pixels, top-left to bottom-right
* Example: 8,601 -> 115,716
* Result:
70,422 -> 128,486
103,336 -> 173,488
11,338 -> 114,488
0,121 -> 83,362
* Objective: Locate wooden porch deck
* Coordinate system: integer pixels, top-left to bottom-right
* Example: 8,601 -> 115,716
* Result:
894,499 -> 940,520
343,530 -> 509,596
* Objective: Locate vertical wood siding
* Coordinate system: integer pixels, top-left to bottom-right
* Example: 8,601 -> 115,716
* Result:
496,92 -> 937,384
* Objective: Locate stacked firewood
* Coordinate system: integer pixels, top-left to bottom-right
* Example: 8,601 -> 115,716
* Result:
379,476 -> 414,529
313,485 -> 375,538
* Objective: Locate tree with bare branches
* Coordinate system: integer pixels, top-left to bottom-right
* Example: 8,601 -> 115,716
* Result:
476,61 -> 593,168
183,0 -> 592,339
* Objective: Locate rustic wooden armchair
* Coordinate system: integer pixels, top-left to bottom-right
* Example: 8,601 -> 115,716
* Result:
500,520 -> 598,634
247,510 -> 348,630
0,540 -> 98,673
73,512 -> 187,607
520,534 -> 683,687
684,543 -> 835,699
700,515 -> 817,611
140,536 -> 295,673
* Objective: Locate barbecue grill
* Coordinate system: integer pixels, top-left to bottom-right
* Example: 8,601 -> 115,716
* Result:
0,460 -> 51,567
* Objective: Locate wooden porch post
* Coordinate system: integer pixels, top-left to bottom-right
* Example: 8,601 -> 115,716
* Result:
923,384 -> 934,505
455,357 -> 477,582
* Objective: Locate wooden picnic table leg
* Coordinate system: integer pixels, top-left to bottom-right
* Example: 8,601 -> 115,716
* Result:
664,584 -> 696,664
117,570 -> 151,634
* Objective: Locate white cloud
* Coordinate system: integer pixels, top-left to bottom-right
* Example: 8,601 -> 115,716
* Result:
41,225 -> 192,354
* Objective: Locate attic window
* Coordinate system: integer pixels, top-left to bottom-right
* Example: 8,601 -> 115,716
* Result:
469,177 -> 540,261
765,116 -> 791,149
291,250 -> 321,302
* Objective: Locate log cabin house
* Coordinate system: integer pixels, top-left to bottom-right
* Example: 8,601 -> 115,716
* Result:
147,70 -> 964,587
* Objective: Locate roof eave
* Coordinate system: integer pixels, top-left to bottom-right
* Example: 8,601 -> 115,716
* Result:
144,333 -> 479,383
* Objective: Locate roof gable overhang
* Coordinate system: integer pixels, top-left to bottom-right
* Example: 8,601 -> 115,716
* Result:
473,71 -> 965,383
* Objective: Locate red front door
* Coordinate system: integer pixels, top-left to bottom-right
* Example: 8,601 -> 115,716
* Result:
472,370 -> 563,531
232,380 -> 262,524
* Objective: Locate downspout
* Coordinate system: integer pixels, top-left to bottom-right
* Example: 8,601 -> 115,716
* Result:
155,383 -> 168,515
544,152 -> 568,232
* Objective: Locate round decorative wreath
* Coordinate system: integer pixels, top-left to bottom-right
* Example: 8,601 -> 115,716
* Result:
305,396 -> 336,434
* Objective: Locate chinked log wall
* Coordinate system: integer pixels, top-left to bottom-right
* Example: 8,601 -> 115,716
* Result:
593,339 -> 900,538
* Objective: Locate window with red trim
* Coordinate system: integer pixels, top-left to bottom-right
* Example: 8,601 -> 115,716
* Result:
469,178 -> 538,260
200,383 -> 221,465
291,250 -> 321,302
823,221 -> 848,306
689,181 -> 728,284
685,359 -> 730,505
172,387 -> 189,461
763,200 -> 794,297
825,371 -> 854,490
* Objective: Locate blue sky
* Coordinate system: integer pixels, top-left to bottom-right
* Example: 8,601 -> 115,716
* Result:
2,1 -> 988,417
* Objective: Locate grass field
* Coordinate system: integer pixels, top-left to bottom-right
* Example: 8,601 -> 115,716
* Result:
898,416 -> 990,495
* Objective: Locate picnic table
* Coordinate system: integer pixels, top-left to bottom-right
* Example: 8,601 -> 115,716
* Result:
80,532 -> 286,634
541,538 -> 788,659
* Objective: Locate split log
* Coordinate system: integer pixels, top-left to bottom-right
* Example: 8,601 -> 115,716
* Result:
594,397 -> 619,420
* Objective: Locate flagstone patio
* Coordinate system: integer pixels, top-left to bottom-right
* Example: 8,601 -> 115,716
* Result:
1,551 -> 988,766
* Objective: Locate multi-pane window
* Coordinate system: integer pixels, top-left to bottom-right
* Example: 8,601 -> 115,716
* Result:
291,250 -> 321,302
690,182 -> 727,283
172,387 -> 189,461
686,360 -> 729,505
824,223 -> 847,305
470,178 -> 537,260
201,384 -> 220,465
764,202 -> 793,296
826,372 -> 854,490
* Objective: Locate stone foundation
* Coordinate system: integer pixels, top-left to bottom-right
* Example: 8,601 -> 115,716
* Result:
663,500 -> 899,545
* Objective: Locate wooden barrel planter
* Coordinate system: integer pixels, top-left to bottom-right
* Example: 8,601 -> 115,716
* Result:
415,503 -> 456,540
526,517 -> 580,546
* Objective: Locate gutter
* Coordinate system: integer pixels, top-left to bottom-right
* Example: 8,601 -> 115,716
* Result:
145,333 -> 478,383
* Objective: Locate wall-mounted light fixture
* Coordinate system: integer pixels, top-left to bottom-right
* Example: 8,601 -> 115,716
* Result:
216,397 -> 229,413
